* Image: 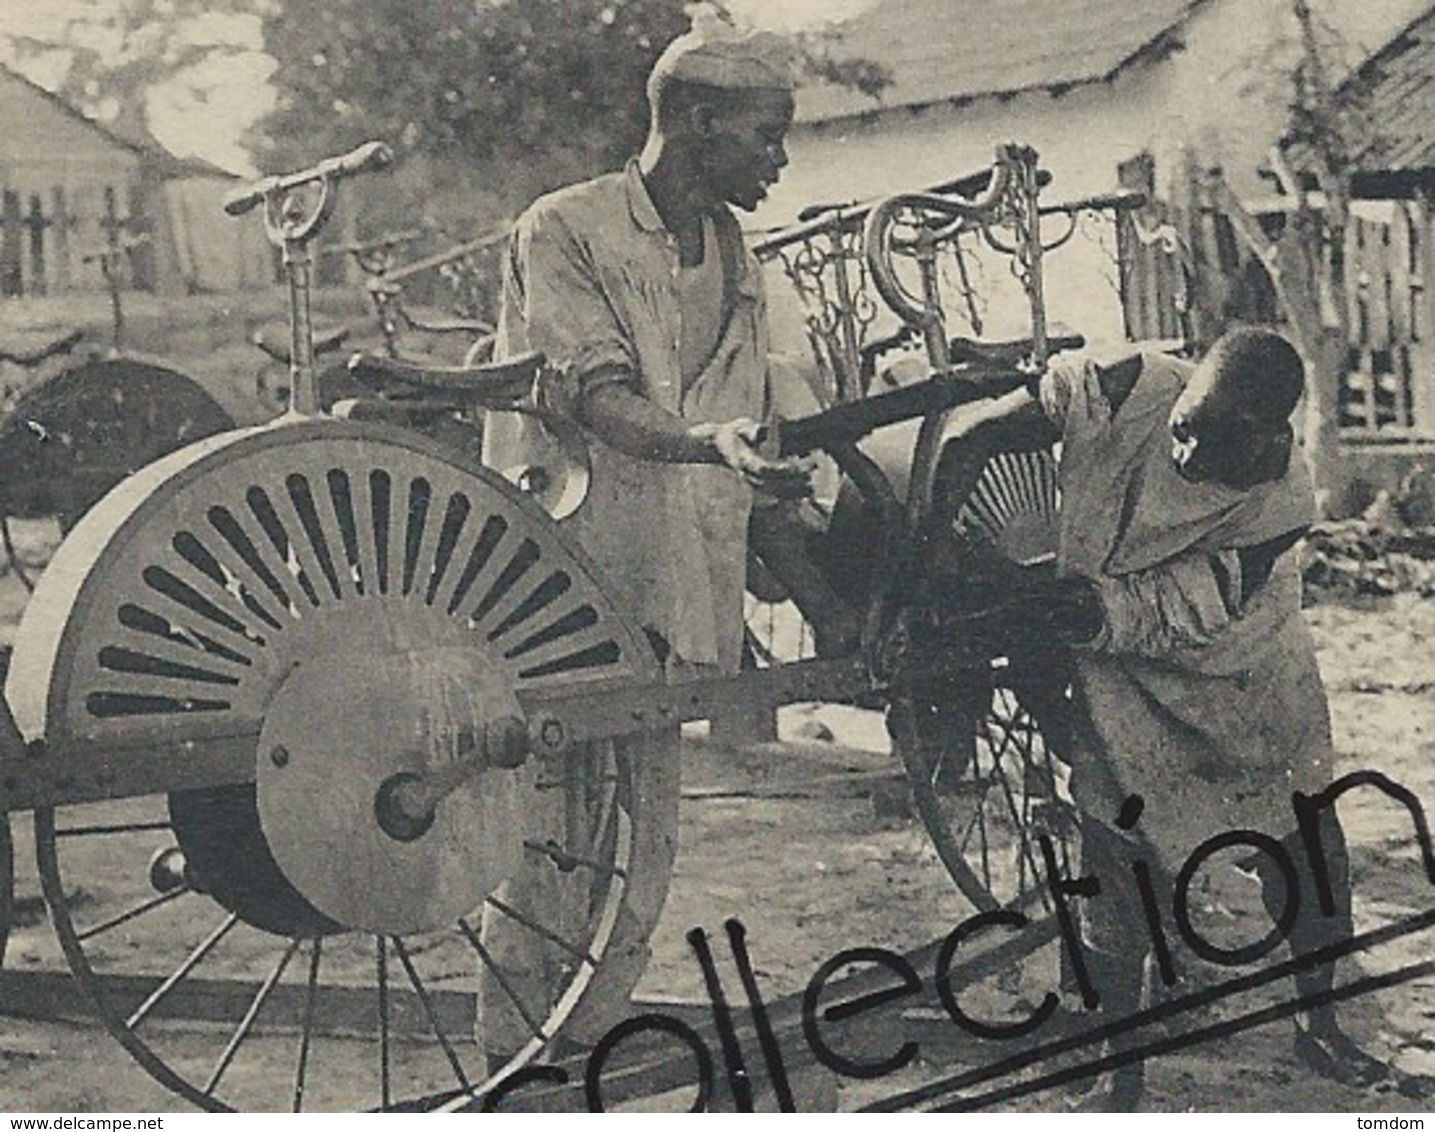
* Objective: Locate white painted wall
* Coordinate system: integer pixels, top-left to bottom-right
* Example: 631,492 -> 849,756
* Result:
752,0 -> 1432,357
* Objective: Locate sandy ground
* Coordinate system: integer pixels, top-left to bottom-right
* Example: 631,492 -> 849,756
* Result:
0,548 -> 1429,1111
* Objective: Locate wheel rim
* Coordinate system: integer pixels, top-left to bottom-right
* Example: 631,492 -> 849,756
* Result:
0,814 -> 12,967
16,420 -> 678,1110
892,670 -> 1076,915
33,732 -> 653,1111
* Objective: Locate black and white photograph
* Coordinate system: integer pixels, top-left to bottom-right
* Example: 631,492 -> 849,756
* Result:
0,0 -> 1433,1115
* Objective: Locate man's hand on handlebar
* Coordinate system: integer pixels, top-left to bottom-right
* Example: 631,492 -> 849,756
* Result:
691,418 -> 815,499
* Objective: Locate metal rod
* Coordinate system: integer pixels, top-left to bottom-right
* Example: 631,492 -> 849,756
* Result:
204,938 -> 302,1097
521,839 -> 626,882
485,895 -> 599,965
292,938 -> 323,1112
126,913 -> 239,1028
392,937 -> 473,1096
285,237 -> 319,415
457,917 -> 548,1042
76,885 -> 188,943
56,820 -> 174,838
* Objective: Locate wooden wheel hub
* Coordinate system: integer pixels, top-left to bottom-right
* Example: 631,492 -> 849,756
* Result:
256,640 -> 530,936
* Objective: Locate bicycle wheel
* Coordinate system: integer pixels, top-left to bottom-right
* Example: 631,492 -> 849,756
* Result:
891,446 -> 1078,1006
13,419 -> 678,1111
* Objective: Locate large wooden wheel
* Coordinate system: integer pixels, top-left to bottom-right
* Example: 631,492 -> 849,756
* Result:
8,419 -> 677,1111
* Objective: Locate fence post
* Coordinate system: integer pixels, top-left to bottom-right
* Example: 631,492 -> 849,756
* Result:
1,190 -> 22,297
1411,191 -> 1435,437
24,194 -> 48,297
50,186 -> 70,292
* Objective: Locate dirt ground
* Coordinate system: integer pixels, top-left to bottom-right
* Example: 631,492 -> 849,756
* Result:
0,515 -> 1430,1113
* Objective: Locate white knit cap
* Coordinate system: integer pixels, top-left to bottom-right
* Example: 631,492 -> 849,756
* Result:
648,3 -> 796,92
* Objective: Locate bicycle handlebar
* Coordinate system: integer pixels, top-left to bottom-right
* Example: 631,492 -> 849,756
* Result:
862,157 -> 1016,330
377,228 -> 508,287
224,141 -> 394,217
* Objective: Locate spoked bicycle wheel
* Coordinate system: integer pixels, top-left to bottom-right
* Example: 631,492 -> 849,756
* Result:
890,663 -> 1077,916
12,420 -> 678,1111
890,445 -> 1080,1010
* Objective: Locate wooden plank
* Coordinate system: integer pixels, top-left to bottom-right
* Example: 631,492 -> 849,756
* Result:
1346,219 -> 1365,348
1364,218 -> 1391,353
1390,203 -> 1413,348
1411,193 -> 1435,437
0,968 -> 473,1037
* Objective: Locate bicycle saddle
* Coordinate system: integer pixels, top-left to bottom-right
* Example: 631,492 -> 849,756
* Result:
346,349 -> 545,409
251,324 -> 351,365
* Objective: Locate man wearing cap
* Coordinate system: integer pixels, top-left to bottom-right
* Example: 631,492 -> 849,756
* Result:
477,6 -> 856,1077
484,3 -> 832,675
963,328 -> 1412,1108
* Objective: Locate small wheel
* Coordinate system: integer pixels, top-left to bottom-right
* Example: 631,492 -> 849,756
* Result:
34,728 -> 675,1111
13,420 -> 678,1111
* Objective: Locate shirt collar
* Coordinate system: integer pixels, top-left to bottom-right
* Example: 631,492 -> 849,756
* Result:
624,160 -> 667,234
623,161 -> 762,300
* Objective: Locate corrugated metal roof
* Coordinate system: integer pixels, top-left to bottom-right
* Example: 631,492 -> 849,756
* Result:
796,0 -> 1210,124
1336,5 -> 1435,172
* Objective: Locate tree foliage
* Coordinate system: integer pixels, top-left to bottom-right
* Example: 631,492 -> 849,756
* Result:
0,0 -> 265,146
253,0 -> 691,187
251,0 -> 890,214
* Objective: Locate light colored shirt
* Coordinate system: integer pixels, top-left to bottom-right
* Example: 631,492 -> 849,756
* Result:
483,162 -> 773,671
1039,354 -> 1332,864
677,215 -> 725,390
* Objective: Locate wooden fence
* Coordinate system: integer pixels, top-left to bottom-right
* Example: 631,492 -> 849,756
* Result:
0,179 -> 154,297
1116,153 -> 1435,445
1342,201 -> 1435,438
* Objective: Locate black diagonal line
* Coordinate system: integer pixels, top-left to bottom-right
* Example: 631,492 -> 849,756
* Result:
864,904 -> 1435,1112
934,955 -> 1435,1112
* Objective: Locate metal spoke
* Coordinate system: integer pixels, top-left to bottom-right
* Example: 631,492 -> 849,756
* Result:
293,938 -> 323,1113
522,838 -> 626,880
204,938 -> 302,1097
377,935 -> 392,1111
76,885 -> 189,942
56,820 -> 174,838
126,913 -> 239,1028
457,916 -> 547,1043
980,715 -> 1047,906
391,936 -> 473,1097
484,895 -> 598,965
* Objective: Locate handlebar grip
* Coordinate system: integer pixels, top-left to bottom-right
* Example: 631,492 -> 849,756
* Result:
224,141 -> 395,217
330,140 -> 394,180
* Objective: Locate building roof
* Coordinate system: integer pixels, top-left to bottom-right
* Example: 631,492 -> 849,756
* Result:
1329,3 -> 1435,175
0,61 -> 235,180
796,0 -> 1211,125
